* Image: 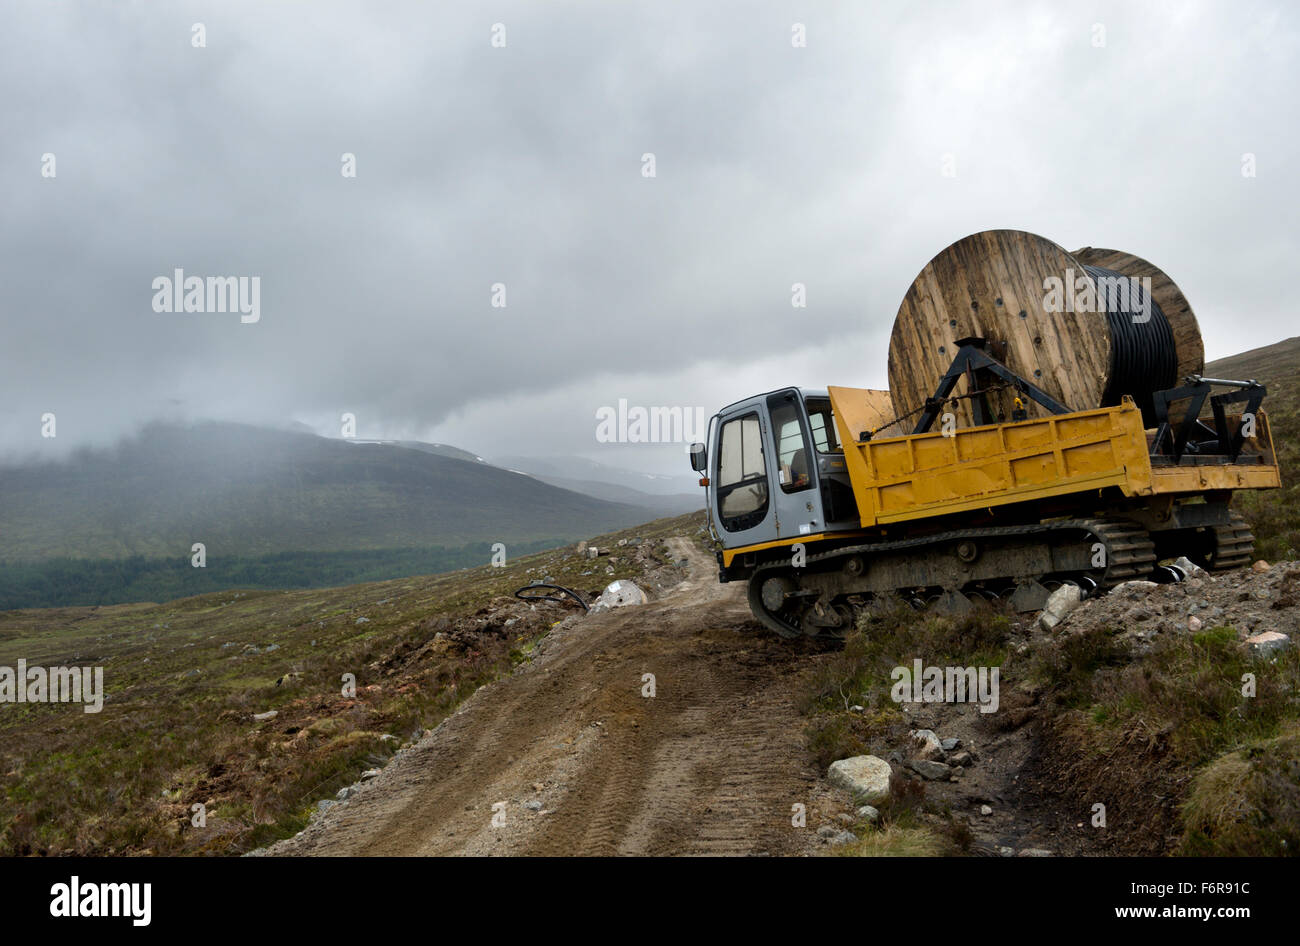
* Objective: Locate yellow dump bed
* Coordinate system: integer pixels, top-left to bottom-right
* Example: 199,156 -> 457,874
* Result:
828,385 -> 1281,529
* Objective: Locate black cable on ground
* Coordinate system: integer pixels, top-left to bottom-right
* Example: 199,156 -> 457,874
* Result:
514,582 -> 590,612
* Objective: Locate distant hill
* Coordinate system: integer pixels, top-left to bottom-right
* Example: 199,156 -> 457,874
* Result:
492,454 -> 697,495
1206,337 -> 1299,561
0,422 -> 662,607
1205,336 -> 1300,392
0,422 -> 650,561
528,475 -> 700,517
348,440 -> 486,465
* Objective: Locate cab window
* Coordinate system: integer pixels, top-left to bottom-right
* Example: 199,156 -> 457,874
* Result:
768,394 -> 813,494
716,412 -> 768,531
805,397 -> 842,454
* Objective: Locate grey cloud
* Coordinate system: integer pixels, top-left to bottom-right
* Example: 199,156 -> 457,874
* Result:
1,1 -> 1296,469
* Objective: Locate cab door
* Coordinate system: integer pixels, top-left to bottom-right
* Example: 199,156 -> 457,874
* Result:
711,404 -> 777,548
765,390 -> 826,540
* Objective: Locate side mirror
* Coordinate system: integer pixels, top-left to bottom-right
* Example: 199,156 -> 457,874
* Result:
688,442 -> 707,472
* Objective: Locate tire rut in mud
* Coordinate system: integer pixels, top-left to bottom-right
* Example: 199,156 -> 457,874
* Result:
270,537 -> 834,857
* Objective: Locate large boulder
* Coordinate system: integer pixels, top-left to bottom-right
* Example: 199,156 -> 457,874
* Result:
827,755 -> 892,805
1244,631 -> 1291,659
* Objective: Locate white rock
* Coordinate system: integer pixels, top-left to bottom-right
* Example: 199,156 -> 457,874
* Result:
980,805 -> 993,816
252,710 -> 278,722
908,728 -> 944,761
1038,583 -> 1084,631
1173,556 -> 1206,578
1111,580 -> 1160,598
856,805 -> 880,823
588,580 -> 649,613
827,755 -> 892,805
1188,615 -> 1203,632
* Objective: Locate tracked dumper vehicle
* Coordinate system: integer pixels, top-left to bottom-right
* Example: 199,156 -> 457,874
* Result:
690,230 -> 1282,637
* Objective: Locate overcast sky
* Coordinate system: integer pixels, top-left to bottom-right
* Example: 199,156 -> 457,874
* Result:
2,0 -> 1296,476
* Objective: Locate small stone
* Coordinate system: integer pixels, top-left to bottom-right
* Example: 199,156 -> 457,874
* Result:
948,750 -> 973,767
252,710 -> 278,722
360,768 -> 381,780
856,805 -> 879,823
909,759 -> 952,780
1251,560 -> 1271,573
980,805 -> 993,816
1018,848 -> 1053,857
337,786 -> 355,800
940,737 -> 960,752
849,705 -> 865,713
999,846 -> 1015,857
1188,615 -> 1203,632
524,800 -> 543,811
1173,556 -> 1206,578
836,813 -> 854,825
816,825 -> 838,839
355,617 -> 370,625
909,729 -> 944,761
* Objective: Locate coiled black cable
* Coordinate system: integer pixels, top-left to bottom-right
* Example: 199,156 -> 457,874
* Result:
1085,265 -> 1177,424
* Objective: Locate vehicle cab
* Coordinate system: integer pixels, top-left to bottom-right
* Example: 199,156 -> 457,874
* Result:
689,387 -> 860,566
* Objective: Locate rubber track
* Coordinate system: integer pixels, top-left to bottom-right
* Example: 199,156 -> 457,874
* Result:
748,516 -> 1156,636
1207,511 -> 1255,571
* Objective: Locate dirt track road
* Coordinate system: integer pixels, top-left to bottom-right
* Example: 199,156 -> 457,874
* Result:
268,537 -> 836,856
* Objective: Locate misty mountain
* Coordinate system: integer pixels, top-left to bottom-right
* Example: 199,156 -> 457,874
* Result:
340,440 -> 699,514
516,474 -> 700,517
492,454 -> 699,496
346,440 -> 486,465
0,422 -> 651,563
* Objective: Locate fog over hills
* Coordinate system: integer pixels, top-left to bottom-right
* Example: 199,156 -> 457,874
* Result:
0,422 -> 651,562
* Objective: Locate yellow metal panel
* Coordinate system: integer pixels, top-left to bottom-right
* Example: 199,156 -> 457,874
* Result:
956,428 -> 1003,461
833,399 -> 1155,527
1009,452 -> 1059,485
826,386 -> 897,442
1004,423 -> 1053,450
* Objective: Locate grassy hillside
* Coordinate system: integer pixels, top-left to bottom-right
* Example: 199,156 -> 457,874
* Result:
1206,336 -> 1299,560
0,512 -> 703,855
0,540 -> 563,610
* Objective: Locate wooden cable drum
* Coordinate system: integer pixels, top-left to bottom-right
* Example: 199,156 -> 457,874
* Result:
886,229 -> 1203,431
